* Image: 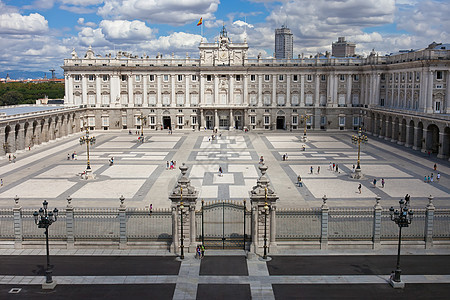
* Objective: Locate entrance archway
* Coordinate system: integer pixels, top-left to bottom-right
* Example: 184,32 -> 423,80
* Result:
276,116 -> 285,130
426,124 -> 439,153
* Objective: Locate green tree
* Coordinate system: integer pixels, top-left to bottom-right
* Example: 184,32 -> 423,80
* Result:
0,90 -> 24,106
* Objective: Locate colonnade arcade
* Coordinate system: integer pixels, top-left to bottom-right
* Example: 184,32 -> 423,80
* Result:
1,112 -> 79,155
366,111 -> 450,159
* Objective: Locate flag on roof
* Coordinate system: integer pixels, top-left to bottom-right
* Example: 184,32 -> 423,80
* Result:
197,17 -> 203,26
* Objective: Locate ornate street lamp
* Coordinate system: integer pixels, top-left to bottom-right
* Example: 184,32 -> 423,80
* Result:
137,113 -> 147,138
79,125 -> 96,170
389,198 -> 413,288
179,187 -> 185,259
33,200 -> 58,286
351,128 -> 368,178
263,187 -> 269,259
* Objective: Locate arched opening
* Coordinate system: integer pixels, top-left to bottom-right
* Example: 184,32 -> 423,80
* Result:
387,116 -> 393,139
276,110 -> 286,130
205,111 -> 214,130
426,124 -> 439,153
399,118 -> 407,144
4,125 -> 11,153
443,127 -> 450,158
393,117 -> 399,141
407,120 -> 414,147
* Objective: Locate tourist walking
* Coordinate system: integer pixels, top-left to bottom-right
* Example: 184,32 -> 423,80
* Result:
310,166 -> 313,174
335,164 -> 339,173
373,178 -> 377,187
381,178 -> 385,188
317,166 -> 320,174
297,175 -> 302,187
358,184 -> 361,194
434,163 -> 437,171
437,173 -> 440,182
405,194 -> 410,204
219,167 -> 223,176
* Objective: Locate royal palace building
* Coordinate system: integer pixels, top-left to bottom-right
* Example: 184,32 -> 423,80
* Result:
31,27 -> 447,160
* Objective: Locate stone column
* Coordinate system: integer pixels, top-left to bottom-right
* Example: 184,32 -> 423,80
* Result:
243,75 -> 248,105
118,196 -> 127,249
96,74 -> 101,106
258,75 -> 263,106
185,74 -> 190,107
405,125 -> 412,148
425,196 -> 435,249
286,74 -> 291,107
229,75 -> 234,105
397,123 -> 404,145
65,75 -> 70,103
81,75 -> 87,105
229,109 -> 234,130
333,74 -> 338,107
157,75 -> 162,107
346,74 -> 352,106
300,74 -> 305,106
412,126 -> 421,150
200,75 -> 205,105
372,196 -> 382,250
446,71 -> 450,114
426,71 -> 434,113
314,75 -> 320,107
272,75 -> 276,106
214,75 -> 219,105
249,164 -> 278,255
128,75 -> 134,107
13,196 -> 22,249
171,75 -> 175,107
169,163 -> 198,255
390,121 -> 397,143
320,196 -> 329,250
214,109 -> 218,131
143,75 -> 148,107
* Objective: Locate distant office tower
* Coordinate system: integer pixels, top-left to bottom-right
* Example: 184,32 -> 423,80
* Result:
332,37 -> 356,57
275,26 -> 293,59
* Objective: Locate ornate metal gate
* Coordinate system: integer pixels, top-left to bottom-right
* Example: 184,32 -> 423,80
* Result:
197,200 -> 251,249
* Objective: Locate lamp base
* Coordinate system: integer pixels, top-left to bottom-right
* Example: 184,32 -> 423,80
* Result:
351,168 -> 365,180
42,281 -> 57,290
389,278 -> 405,289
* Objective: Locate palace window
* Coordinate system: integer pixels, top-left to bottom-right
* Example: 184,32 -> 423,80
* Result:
102,75 -> 109,82
279,75 -> 284,82
88,75 -> 95,81
250,75 -> 256,81
177,75 -> 183,82
264,75 -> 270,81
236,75 -> 241,81
121,75 -> 127,81
306,75 -> 312,81
192,75 -> 197,81
135,75 -> 141,82
293,75 -> 298,82
264,116 -> 270,125
339,74 -> 345,81
163,75 -> 169,82
436,71 -> 443,80
149,74 -> 155,82
74,75 -> 81,81
206,75 -> 212,82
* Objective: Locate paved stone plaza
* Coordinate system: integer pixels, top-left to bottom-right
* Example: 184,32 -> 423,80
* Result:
0,130 -> 448,210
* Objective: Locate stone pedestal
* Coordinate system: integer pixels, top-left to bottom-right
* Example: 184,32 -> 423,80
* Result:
389,278 -> 405,289
250,164 -> 278,256
169,163 -> 198,256
351,168 -> 365,179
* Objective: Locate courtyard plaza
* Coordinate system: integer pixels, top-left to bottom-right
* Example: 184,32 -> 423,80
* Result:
0,129 -> 448,210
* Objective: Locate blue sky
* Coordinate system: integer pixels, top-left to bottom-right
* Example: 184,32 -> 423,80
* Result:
0,0 -> 449,77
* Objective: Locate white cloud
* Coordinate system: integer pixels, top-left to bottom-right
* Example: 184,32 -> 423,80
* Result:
98,0 -> 219,26
60,0 -> 104,5
233,20 -> 254,28
0,13 -> 48,34
77,17 -> 97,27
24,44 -> 69,56
77,26 -> 109,47
143,32 -> 202,53
100,20 -> 153,42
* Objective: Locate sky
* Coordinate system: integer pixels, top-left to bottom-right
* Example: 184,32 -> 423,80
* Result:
0,0 -> 449,76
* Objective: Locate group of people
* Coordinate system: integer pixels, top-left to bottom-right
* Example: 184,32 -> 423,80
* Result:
68,151 -> 77,160
425,172 -> 440,183
328,162 -> 340,173
282,153 -> 288,161
8,154 -> 16,163
167,160 -> 177,170
196,244 -> 205,259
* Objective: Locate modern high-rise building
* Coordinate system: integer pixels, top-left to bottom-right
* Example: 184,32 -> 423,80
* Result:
332,37 -> 356,57
275,26 -> 293,59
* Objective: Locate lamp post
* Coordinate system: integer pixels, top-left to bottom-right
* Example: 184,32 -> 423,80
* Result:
263,187 -> 269,259
79,125 -> 96,170
300,115 -> 308,141
389,198 -> 413,287
351,127 -> 368,178
179,187 -> 185,259
137,113 -> 147,138
33,200 -> 58,285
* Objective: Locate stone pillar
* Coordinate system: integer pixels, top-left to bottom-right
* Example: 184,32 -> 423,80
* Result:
214,109 -> 218,131
300,74 -> 305,106
157,75 -> 162,107
249,163 -> 278,255
272,75 -> 276,107
64,196 -> 75,249
412,126 -> 421,150
214,75 -> 219,105
446,71 -> 450,114
243,75 -> 248,105
169,163 -> 198,256
185,74 -> 190,107
372,196 -> 382,250
346,74 -> 352,106
437,132 -> 446,159
425,196 -> 435,249
143,75 -> 148,106
314,74 -> 320,107
258,75 -> 263,106
426,71 -> 434,113
64,74 -> 69,103
320,196 -> 329,250
229,75 -> 234,105
171,75 -> 175,107
405,125 -> 412,148
81,75 -> 87,105
397,123 -> 404,145
118,196 -> 127,249
286,74 -> 291,107
13,196 -> 22,249
229,109 -> 234,130
96,74 -> 101,106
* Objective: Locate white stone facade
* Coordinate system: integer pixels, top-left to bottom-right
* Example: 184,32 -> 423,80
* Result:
62,32 -> 450,148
